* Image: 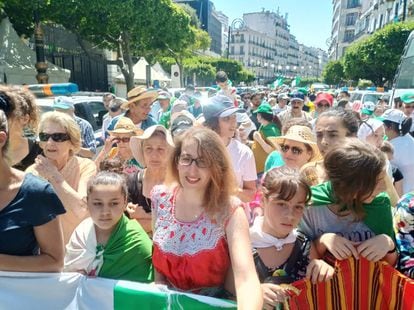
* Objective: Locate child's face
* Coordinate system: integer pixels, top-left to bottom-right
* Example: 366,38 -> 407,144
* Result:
262,187 -> 307,238
88,184 -> 126,234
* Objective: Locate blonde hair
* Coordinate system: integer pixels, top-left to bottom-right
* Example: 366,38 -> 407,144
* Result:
168,127 -> 236,220
38,111 -> 82,155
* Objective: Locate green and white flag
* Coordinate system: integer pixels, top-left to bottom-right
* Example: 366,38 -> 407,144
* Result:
0,271 -> 237,309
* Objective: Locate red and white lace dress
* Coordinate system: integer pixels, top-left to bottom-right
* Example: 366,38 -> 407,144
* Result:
151,185 -> 231,292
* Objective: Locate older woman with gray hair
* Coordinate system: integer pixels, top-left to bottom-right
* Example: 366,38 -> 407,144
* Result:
26,111 -> 97,243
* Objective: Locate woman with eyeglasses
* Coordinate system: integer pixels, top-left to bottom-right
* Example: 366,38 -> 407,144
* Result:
151,127 -> 262,309
95,116 -> 142,175
267,125 -> 321,171
125,125 -> 174,234
0,85 -> 42,171
0,110 -> 66,272
26,111 -> 97,243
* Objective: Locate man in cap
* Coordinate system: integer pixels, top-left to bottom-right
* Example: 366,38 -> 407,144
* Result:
401,92 -> 414,134
360,101 -> 376,121
273,93 -> 289,115
278,92 -> 312,125
153,91 -> 171,122
53,96 -> 96,158
107,86 -> 158,135
101,98 -> 125,140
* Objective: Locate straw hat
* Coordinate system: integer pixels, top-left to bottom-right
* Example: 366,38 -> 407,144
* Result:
121,86 -> 158,109
108,117 -> 143,135
129,125 -> 174,167
268,125 -> 322,162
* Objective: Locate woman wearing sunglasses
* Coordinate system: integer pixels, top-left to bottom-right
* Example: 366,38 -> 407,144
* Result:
95,116 -> 142,174
268,125 -> 321,170
151,127 -> 262,309
26,111 -> 97,243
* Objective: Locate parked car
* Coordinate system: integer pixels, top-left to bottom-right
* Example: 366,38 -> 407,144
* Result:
349,91 -> 385,105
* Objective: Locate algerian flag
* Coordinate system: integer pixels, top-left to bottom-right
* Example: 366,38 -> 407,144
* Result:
291,76 -> 301,87
0,271 -> 237,309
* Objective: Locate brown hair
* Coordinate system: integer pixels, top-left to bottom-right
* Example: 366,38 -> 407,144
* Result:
323,138 -> 385,219
281,118 -> 312,135
380,140 -> 394,155
10,86 -> 39,130
262,166 -> 311,203
168,127 -> 236,220
87,171 -> 128,200
99,157 -> 124,174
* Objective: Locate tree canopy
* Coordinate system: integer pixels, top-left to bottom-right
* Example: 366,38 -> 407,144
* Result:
343,22 -> 414,86
322,60 -> 345,86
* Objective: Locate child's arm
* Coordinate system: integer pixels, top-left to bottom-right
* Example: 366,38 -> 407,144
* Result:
356,234 -> 398,265
306,243 -> 335,283
253,132 -> 273,154
316,233 -> 359,260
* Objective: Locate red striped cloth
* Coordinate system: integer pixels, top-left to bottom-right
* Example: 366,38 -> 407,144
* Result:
287,257 -> 414,310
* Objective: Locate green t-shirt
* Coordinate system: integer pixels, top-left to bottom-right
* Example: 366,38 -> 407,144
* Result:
260,123 -> 281,138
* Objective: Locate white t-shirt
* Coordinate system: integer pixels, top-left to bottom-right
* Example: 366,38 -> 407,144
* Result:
227,138 -> 257,187
390,134 -> 414,194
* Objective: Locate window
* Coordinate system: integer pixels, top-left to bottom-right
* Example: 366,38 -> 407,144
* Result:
240,46 -> 244,54
344,30 -> 354,42
231,46 -> 234,54
347,0 -> 360,9
346,13 -> 357,26
240,34 -> 244,42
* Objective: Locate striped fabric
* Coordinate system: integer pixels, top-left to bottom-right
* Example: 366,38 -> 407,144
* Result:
287,257 -> 414,310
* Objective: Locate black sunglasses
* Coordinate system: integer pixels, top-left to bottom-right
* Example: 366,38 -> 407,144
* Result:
280,144 -> 304,155
177,155 -> 210,168
39,132 -> 71,142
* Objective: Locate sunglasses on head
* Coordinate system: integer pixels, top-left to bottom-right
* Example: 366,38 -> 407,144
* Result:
279,144 -> 304,155
112,137 -> 131,143
39,132 -> 71,142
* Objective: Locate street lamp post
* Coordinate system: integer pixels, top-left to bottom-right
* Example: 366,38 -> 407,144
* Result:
227,18 -> 245,59
34,0 -> 48,83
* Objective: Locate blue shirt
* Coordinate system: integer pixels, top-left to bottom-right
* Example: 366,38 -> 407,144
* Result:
74,116 -> 97,154
0,173 -> 66,256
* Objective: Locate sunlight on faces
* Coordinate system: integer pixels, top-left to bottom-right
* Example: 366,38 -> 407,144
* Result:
315,116 -> 348,156
290,99 -> 304,111
87,184 -> 126,234
142,135 -> 169,168
129,98 -> 153,121
218,114 -> 237,140
280,139 -> 312,169
39,122 -> 73,162
262,187 -> 307,239
177,138 -> 211,191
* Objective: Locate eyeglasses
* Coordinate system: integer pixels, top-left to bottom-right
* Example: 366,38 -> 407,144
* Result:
279,144 -> 304,155
177,155 -> 210,168
39,132 -> 71,142
112,137 -> 131,143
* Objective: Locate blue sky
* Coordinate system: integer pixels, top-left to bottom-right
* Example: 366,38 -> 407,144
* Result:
214,0 -> 332,51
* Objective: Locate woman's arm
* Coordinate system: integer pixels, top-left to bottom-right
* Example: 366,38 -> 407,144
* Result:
253,132 -> 273,154
226,207 -> 262,310
0,218 -> 64,272
394,180 -> 403,198
238,180 -> 256,203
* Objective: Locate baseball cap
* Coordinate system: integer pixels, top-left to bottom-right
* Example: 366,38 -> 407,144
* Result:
253,103 -> 273,115
157,91 -> 171,100
171,112 -> 195,137
53,96 -> 74,110
278,93 -> 290,100
202,95 -> 244,121
382,109 -> 406,124
314,93 -> 334,106
361,101 -> 375,115
290,92 -> 305,102
401,92 -> 414,105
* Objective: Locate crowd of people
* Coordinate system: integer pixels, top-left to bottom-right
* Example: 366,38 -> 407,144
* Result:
1,71 -> 414,309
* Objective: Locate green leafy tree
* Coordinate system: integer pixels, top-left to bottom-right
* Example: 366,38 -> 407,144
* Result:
2,0 -> 196,91
322,60 -> 345,86
343,22 -> 414,86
